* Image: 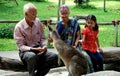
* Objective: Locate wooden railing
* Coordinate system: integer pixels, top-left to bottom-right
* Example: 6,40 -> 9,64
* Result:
0,17 -> 120,46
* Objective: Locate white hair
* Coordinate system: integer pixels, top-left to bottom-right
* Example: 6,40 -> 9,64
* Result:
59,5 -> 70,14
23,3 -> 36,13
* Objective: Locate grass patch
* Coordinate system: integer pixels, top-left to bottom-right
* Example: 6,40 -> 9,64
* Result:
0,25 -> 119,51
99,25 -> 117,47
0,0 -> 120,51
0,39 -> 18,51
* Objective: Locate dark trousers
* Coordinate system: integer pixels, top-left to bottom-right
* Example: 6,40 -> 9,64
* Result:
19,50 -> 58,76
86,51 -> 103,72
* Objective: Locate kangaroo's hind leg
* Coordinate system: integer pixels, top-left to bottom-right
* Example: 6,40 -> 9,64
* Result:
69,62 -> 83,76
68,73 -> 72,76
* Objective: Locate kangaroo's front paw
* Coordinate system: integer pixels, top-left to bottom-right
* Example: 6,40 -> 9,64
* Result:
58,59 -> 62,66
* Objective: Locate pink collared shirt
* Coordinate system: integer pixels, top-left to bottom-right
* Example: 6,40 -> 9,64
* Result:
14,18 -> 46,51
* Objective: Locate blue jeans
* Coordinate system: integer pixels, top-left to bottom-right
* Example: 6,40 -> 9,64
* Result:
77,45 -> 94,73
19,50 -> 58,76
86,51 -> 104,72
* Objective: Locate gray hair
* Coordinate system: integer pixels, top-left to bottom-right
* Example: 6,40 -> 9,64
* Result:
59,5 -> 70,14
23,3 -> 36,13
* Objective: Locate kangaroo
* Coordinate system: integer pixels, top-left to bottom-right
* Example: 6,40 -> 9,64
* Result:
47,25 -> 88,76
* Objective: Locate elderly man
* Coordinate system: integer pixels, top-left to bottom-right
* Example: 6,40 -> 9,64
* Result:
14,3 -> 58,76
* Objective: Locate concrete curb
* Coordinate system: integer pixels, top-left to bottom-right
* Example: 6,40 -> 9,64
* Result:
0,67 -> 67,76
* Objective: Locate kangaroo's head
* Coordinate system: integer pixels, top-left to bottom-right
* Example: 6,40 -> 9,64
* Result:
47,25 -> 53,32
47,25 -> 60,40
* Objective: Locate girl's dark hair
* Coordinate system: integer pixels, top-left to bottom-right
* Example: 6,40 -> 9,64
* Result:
85,14 -> 99,31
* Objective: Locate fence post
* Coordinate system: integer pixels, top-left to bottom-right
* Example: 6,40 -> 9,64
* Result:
57,0 -> 61,21
112,20 -> 119,47
62,0 -> 65,5
104,0 -> 107,12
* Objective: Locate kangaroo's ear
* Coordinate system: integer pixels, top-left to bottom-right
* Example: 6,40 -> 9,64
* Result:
43,20 -> 52,27
48,25 -> 53,32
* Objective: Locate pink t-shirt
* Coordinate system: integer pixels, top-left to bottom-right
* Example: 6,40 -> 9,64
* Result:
82,27 -> 99,53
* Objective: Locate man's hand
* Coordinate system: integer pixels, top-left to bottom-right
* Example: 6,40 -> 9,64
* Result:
37,51 -> 45,56
37,46 -> 47,56
30,46 -> 47,56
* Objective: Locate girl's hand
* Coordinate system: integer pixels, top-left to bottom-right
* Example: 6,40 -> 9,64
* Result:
78,40 -> 82,45
98,48 -> 103,53
73,45 -> 77,48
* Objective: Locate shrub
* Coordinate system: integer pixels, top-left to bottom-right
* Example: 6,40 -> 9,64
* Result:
24,0 -> 46,2
0,25 -> 14,39
36,0 -> 45,2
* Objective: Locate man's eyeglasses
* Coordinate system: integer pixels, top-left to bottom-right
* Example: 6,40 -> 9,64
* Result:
27,12 -> 37,17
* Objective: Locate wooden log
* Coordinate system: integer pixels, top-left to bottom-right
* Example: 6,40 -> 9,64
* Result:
0,56 -> 26,71
104,62 -> 120,71
102,47 -> 120,71
102,47 -> 120,63
0,47 -> 120,72
0,56 -> 60,72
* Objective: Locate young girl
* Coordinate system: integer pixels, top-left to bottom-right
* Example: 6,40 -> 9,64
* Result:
78,14 -> 104,72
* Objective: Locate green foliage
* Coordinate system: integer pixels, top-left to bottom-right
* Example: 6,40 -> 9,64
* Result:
36,0 -> 45,2
0,39 -> 17,51
0,0 -> 120,51
74,0 -> 89,5
24,0 -> 47,2
0,25 -> 14,39
99,25 -> 115,47
76,4 -> 96,9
